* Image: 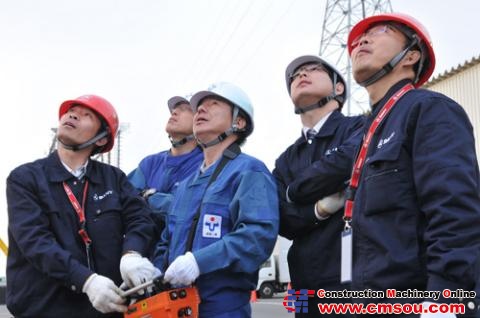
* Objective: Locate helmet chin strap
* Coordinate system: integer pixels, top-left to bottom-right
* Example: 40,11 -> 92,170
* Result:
294,72 -> 345,115
358,36 -> 419,87
196,106 -> 242,148
58,130 -> 109,152
295,95 -> 344,114
169,134 -> 195,148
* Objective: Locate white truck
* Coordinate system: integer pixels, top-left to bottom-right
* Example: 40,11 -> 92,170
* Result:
256,238 -> 291,298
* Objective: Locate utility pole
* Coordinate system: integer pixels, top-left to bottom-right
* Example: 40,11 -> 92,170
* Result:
319,0 -> 393,115
117,123 -> 130,170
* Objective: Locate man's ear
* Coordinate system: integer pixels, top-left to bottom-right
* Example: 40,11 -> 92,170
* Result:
404,50 -> 421,66
95,137 -> 108,148
335,82 -> 345,96
235,116 -> 247,130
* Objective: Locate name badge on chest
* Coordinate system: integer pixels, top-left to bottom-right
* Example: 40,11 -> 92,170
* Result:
341,227 -> 352,283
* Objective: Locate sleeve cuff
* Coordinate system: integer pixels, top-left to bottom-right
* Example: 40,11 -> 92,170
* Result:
314,203 -> 331,221
70,265 -> 95,294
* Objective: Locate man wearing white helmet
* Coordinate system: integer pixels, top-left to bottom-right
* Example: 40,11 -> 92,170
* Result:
273,55 -> 363,317
152,82 -> 279,317
128,96 -> 203,245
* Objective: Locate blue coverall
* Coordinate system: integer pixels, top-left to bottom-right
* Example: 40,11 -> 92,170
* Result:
6,151 -> 155,318
153,149 -> 279,317
128,146 -> 203,237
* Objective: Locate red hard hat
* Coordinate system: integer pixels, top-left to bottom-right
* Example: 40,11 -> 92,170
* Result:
59,94 -> 119,153
347,13 -> 436,87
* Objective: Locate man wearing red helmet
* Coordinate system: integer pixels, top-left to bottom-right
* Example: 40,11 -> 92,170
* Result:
342,13 -> 479,317
6,95 -> 156,317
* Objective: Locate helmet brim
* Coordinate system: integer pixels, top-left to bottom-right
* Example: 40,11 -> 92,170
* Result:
347,13 -> 436,87
167,96 -> 191,113
285,55 -> 348,101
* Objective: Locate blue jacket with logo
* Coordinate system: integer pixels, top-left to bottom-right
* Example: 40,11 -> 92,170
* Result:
153,149 -> 279,316
6,151 -> 155,318
128,147 -> 203,237
273,111 -> 363,316
350,81 -> 480,304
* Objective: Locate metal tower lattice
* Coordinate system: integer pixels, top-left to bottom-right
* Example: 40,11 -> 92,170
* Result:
319,0 -> 393,115
49,123 -> 129,169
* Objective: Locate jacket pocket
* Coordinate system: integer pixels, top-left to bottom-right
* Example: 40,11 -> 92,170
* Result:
362,142 -> 413,215
87,195 -> 123,244
197,194 -> 232,247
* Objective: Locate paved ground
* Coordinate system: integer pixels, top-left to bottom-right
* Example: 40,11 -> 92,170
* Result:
0,294 -> 290,317
0,305 -> 10,318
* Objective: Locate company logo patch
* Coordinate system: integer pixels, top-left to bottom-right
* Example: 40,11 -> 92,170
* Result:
325,147 -> 338,156
202,214 -> 222,238
377,131 -> 395,149
93,190 -> 113,201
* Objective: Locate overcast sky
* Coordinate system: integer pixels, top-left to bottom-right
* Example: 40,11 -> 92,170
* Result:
1,0 -> 479,275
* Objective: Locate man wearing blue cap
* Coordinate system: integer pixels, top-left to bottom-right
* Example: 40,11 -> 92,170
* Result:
128,96 -> 203,242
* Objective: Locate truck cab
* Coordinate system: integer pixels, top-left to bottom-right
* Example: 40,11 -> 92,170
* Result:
256,246 -> 290,298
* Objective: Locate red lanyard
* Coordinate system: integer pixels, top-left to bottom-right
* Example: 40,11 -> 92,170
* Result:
63,180 -> 92,245
344,83 -> 414,225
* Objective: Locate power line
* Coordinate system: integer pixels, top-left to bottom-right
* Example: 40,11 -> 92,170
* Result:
202,0 -> 255,80
220,0 -> 275,76
232,0 -> 297,80
185,0 -> 246,87
177,0 -> 232,89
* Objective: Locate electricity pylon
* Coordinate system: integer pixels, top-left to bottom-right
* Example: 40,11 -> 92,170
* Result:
319,0 -> 393,114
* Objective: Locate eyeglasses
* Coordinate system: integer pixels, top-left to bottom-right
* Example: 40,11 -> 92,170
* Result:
351,24 -> 396,50
290,64 -> 328,82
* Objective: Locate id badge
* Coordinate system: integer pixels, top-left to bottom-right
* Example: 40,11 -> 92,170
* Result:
341,228 -> 352,283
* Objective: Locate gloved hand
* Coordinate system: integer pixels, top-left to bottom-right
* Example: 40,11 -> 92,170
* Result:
315,191 -> 345,220
82,274 -> 127,313
420,302 -> 456,317
120,267 -> 163,296
120,252 -> 157,288
164,252 -> 200,286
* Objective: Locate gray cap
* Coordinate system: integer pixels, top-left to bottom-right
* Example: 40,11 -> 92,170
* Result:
167,96 -> 191,113
285,55 -> 348,101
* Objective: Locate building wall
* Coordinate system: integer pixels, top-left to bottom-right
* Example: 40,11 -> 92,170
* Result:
425,61 -> 480,160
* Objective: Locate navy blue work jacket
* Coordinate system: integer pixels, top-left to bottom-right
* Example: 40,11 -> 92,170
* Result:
286,119 -> 365,205
6,151 -> 155,318
273,111 -> 363,317
351,81 -> 480,308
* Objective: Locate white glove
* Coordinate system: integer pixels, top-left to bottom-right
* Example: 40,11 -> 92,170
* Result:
315,191 -> 345,220
420,302 -> 456,317
82,274 -> 127,313
120,267 -> 162,296
164,252 -> 200,286
120,252 -> 157,288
